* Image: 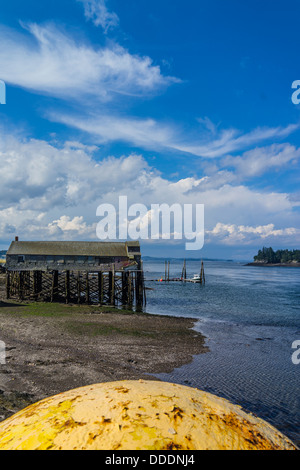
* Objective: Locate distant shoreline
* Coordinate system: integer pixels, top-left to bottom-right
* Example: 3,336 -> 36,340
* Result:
246,262 -> 300,268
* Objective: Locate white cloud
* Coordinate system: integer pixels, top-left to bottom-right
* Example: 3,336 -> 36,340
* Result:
0,133 -> 299,247
0,23 -> 178,101
48,215 -> 93,236
221,143 -> 300,179
77,0 -> 119,32
0,135 -> 149,210
207,223 -> 300,245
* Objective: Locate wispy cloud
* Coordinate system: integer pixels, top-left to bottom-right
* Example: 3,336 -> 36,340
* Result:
47,111 -> 179,150
77,0 -> 119,33
48,108 -> 300,159
174,123 -> 300,158
0,23 -> 178,101
0,21 -> 297,161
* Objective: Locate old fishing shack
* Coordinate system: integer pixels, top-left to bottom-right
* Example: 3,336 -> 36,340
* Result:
6,238 -> 145,307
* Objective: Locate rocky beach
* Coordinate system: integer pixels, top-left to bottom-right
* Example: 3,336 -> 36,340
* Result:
0,274 -> 207,421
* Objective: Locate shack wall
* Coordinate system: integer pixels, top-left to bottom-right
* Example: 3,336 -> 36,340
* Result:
5,254 -> 135,272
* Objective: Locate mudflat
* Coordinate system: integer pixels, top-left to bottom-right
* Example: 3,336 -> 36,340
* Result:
0,293 -> 207,421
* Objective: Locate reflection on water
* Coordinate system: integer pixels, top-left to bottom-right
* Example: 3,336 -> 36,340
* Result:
143,259 -> 300,446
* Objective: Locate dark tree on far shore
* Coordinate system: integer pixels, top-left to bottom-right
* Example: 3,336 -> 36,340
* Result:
254,247 -> 300,263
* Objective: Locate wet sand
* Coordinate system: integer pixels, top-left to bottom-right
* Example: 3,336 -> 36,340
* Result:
0,292 -> 207,421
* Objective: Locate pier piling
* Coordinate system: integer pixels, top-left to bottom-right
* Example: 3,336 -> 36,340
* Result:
6,268 -> 145,309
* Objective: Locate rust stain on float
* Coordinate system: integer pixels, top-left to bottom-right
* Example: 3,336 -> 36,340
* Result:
0,380 -> 297,451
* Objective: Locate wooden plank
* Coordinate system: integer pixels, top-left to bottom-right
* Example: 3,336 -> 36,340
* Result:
110,267 -> 115,305
4,266 -> 146,307
136,271 -> 143,307
6,271 -> 10,299
128,272 -> 132,306
33,271 -> 38,300
37,271 -> 42,298
65,271 -> 70,304
51,271 -> 59,302
122,272 -> 128,306
19,272 -> 23,300
77,271 -> 81,304
86,272 -> 90,304
98,272 -> 103,305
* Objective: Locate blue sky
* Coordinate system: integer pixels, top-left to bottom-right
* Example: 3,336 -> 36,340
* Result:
0,0 -> 299,259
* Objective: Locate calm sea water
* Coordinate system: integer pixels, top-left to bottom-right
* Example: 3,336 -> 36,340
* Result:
142,258 -> 300,446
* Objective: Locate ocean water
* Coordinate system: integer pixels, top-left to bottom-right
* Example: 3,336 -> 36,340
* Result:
142,259 -> 300,447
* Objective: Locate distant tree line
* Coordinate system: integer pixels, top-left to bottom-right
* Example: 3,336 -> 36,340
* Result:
254,247 -> 300,263
0,250 -> 6,256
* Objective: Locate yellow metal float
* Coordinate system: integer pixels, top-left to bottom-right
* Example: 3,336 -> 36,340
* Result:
0,380 -> 297,450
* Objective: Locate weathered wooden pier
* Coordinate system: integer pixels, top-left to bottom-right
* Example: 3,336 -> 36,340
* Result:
5,239 -> 146,308
149,259 -> 206,284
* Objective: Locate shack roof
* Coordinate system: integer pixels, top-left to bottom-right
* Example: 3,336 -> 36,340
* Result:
7,241 -> 140,257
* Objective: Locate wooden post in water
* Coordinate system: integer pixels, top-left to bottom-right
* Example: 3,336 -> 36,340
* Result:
165,261 -> 167,282
200,261 -> 205,285
167,261 -> 170,282
181,259 -> 187,281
